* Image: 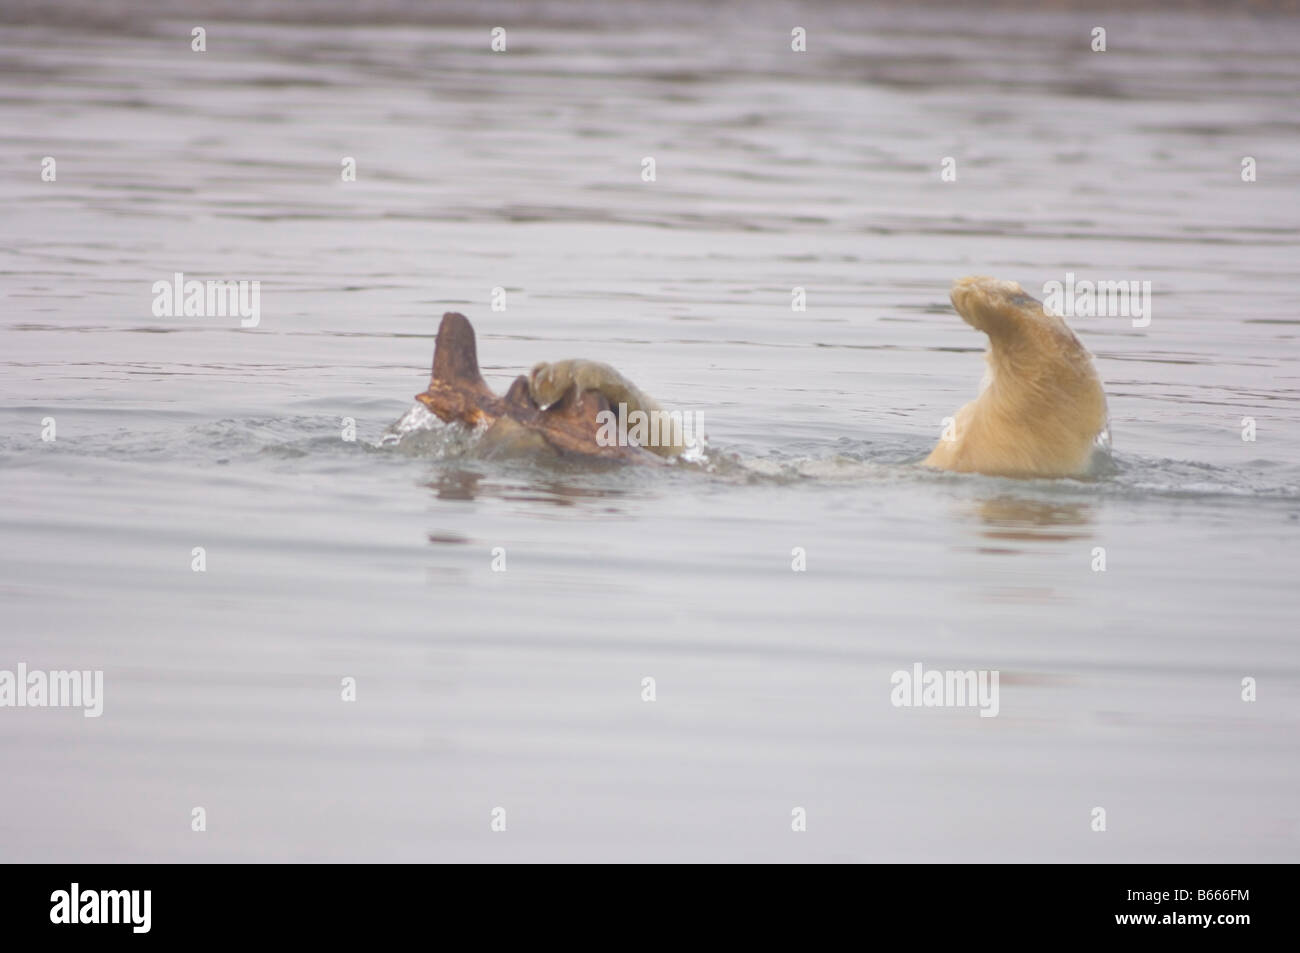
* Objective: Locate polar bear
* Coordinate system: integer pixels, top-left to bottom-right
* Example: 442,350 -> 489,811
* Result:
923,276 -> 1110,479
526,359 -> 685,458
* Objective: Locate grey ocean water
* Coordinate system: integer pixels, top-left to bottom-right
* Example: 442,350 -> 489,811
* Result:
1,0 -> 1298,862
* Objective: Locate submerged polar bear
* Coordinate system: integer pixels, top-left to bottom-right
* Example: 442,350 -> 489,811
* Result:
923,276 -> 1110,478
410,276 -> 1109,478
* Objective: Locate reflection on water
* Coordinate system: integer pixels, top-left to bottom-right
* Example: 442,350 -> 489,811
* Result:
425,467 -> 484,501
422,464 -> 635,509
975,497 -> 1094,545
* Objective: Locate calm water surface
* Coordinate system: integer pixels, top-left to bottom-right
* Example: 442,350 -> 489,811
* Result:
1,1 -> 1298,861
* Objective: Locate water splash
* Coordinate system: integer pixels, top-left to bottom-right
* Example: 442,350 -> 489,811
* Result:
378,402 -> 485,458
379,402 -> 441,447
